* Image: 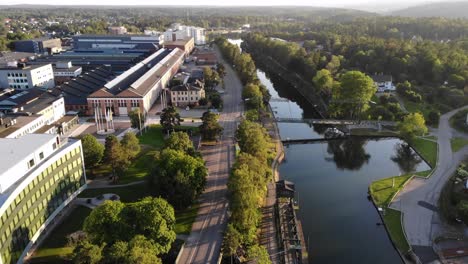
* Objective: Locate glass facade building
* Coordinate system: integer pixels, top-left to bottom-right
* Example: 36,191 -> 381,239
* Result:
0,135 -> 87,264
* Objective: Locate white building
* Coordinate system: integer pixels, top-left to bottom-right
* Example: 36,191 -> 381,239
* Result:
0,134 -> 86,264
53,61 -> 82,78
371,75 -> 395,93
0,64 -> 55,89
164,24 -> 206,45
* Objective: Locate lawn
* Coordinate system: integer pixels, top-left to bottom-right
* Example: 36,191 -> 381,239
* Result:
451,137 -> 468,153
138,124 -> 199,149
383,209 -> 411,253
409,137 -> 438,167
31,206 -> 92,262
450,109 -> 468,134
118,147 -> 158,184
78,182 -> 151,202
370,175 -> 413,207
175,203 -> 199,235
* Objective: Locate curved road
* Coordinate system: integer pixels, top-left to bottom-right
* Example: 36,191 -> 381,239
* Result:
177,47 -> 243,264
390,105 -> 468,263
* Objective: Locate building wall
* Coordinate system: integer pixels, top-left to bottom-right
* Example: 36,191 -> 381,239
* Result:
0,140 -> 87,264
37,97 -> 66,125
6,116 -> 46,139
0,65 -> 55,90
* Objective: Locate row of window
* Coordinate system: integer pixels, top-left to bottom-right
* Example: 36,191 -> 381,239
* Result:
0,147 -> 84,264
175,96 -> 199,101
6,73 -> 27,77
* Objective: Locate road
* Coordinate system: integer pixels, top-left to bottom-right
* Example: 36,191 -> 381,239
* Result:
177,47 -> 243,264
390,105 -> 468,263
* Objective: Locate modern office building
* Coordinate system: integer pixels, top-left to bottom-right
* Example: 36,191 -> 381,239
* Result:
0,134 -> 87,264
87,48 -> 185,116
0,64 -> 55,89
14,38 -> 62,55
72,34 -> 163,52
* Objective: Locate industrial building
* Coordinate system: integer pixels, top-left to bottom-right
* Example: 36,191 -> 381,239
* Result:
0,134 -> 86,264
14,38 -> 62,54
53,66 -> 114,115
72,34 -> 164,53
0,64 -> 55,90
87,48 -> 185,116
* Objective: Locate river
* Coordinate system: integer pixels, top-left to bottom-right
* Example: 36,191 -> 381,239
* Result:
227,39 -> 430,263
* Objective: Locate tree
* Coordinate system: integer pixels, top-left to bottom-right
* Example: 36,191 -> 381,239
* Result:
121,132 -> 141,160
199,111 -> 223,141
164,131 -> 194,153
83,198 -> 176,255
246,245 -> 271,264
456,200 -> 468,225
222,224 -> 241,257
242,83 -> 263,110
150,149 -> 207,208
160,106 -> 182,132
71,240 -> 104,264
245,109 -> 259,122
216,63 -> 226,77
104,135 -> 130,181
398,113 -> 428,139
81,134 -> 104,169
203,66 -> 220,88
331,71 -> 376,119
313,69 -> 334,96
129,109 -> 145,130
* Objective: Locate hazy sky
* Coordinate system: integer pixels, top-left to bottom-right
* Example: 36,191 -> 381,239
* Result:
0,0 -> 447,8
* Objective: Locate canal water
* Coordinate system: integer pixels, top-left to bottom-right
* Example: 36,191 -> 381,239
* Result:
228,39 -> 430,263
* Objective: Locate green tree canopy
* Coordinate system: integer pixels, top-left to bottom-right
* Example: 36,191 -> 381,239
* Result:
398,113 -> 428,139
331,71 -> 376,119
128,108 -> 145,130
199,111 -> 223,141
83,197 -> 176,255
81,134 -> 104,168
150,149 -> 207,208
121,132 -> 141,160
160,106 -> 182,132
164,131 -> 194,153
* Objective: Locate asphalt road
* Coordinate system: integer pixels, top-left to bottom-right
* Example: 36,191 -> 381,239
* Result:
390,105 -> 468,262
177,47 -> 243,264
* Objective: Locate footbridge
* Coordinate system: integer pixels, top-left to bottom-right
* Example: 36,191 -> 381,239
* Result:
275,117 -> 397,127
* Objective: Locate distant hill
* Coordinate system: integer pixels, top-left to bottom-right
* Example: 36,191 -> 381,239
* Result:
390,1 -> 468,18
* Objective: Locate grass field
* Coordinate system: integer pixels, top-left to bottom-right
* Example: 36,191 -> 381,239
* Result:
451,137 -> 468,153
383,209 -> 411,253
410,137 -> 438,167
370,175 -> 413,207
32,206 -> 92,262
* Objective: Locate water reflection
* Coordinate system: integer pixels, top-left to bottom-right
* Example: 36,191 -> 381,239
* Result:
391,143 -> 423,174
325,138 -> 371,170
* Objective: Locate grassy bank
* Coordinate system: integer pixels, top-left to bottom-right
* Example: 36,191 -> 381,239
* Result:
451,137 -> 468,153
410,137 -> 438,167
369,171 -> 429,253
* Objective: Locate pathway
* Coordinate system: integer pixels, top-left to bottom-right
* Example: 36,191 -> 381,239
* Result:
177,45 -> 243,264
390,105 -> 468,263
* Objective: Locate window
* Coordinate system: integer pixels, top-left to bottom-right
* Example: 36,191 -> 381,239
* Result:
28,159 -> 35,168
39,152 -> 44,160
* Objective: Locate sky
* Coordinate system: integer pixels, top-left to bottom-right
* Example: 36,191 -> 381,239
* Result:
0,0 -> 465,11
0,0 -> 440,7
